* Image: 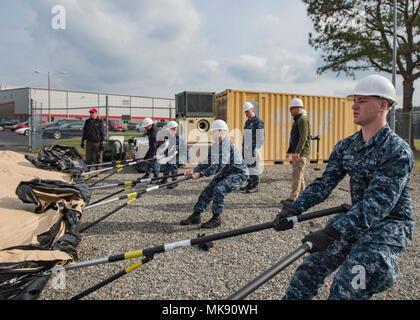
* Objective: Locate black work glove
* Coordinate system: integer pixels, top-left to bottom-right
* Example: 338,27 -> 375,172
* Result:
302,225 -> 341,253
80,141 -> 85,149
274,203 -> 302,231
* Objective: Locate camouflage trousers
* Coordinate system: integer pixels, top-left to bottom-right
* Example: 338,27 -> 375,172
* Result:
289,157 -> 307,200
145,159 -> 160,177
194,172 -> 247,216
284,238 -> 403,300
162,164 -> 178,180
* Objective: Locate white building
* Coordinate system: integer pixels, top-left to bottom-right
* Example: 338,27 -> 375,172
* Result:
0,87 -> 175,122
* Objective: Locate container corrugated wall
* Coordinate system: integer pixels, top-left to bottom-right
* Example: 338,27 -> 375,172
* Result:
215,89 -> 358,164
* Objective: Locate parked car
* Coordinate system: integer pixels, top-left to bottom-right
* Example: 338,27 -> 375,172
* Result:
127,121 -> 140,131
11,121 -> 49,132
108,120 -> 126,132
43,121 -> 85,139
0,120 -> 21,131
44,119 -> 81,129
15,127 -> 30,136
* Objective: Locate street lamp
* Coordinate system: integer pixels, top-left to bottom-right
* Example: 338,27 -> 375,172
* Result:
34,70 -> 67,122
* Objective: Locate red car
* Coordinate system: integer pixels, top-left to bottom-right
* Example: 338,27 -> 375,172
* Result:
11,121 -> 49,132
108,120 -> 126,132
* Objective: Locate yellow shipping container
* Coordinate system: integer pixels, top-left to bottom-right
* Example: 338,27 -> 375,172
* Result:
215,89 -> 358,164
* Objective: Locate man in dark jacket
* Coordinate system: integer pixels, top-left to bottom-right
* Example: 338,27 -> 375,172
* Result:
81,108 -> 105,168
283,98 -> 311,204
141,118 -> 164,179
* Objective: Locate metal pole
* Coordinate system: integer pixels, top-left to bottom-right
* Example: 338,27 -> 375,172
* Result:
29,99 -> 33,153
227,243 -> 312,300
152,98 -> 156,120
66,205 -> 350,271
48,72 -> 51,123
391,0 -> 397,130
106,96 -> 109,140
66,91 -> 69,119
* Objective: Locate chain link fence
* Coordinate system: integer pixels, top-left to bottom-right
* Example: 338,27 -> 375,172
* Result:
28,95 -> 175,155
394,108 -> 420,147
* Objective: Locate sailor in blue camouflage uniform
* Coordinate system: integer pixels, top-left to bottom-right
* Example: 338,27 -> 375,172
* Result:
159,121 -> 188,189
241,102 -> 265,193
140,118 -> 164,179
180,120 -> 249,229
274,75 -> 414,300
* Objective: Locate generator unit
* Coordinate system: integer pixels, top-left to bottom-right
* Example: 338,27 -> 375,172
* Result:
175,91 -> 216,145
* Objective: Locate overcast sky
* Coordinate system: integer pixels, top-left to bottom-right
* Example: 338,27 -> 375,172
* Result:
1,0 -> 419,105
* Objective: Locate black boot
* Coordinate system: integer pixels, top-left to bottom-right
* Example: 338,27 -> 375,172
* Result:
246,185 -> 259,193
201,215 -> 221,229
280,199 -> 294,205
159,179 -> 168,185
140,173 -> 150,180
180,212 -> 201,226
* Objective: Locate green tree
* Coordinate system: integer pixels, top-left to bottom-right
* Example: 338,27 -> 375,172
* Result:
303,0 -> 419,149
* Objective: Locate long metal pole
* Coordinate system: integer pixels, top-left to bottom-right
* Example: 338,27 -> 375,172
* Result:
48,72 -> 51,123
66,205 -> 350,271
227,243 -> 312,300
106,96 -> 109,140
391,0 -> 397,130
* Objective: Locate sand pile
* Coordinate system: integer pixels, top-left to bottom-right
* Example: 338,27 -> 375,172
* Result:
0,151 -> 70,251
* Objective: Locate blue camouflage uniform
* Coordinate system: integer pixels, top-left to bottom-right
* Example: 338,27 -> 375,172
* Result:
285,125 -> 414,300
143,125 -> 164,177
162,133 -> 188,180
243,116 -> 265,188
193,138 -> 249,216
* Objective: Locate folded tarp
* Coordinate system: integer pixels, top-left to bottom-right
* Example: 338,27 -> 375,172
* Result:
0,151 -> 87,300
25,145 -> 87,175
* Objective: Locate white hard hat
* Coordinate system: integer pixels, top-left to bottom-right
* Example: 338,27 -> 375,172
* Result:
348,74 -> 397,106
243,102 -> 255,112
290,98 -> 304,108
166,121 -> 179,130
142,118 -> 154,128
210,119 -> 229,132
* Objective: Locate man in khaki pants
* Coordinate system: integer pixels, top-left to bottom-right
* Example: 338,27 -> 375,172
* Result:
282,98 -> 311,204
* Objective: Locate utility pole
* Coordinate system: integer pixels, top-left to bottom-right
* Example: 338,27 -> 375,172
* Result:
34,70 -> 66,123
106,96 -> 109,140
48,72 -> 51,123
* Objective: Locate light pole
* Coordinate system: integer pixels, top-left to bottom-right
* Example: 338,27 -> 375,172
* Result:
34,70 -> 66,122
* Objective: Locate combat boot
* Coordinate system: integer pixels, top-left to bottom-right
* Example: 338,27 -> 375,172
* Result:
180,212 -> 201,226
246,185 -> 259,193
201,215 -> 221,229
280,199 -> 294,205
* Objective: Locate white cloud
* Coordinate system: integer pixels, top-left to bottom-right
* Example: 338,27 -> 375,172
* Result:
15,0 -> 208,96
226,45 -> 317,84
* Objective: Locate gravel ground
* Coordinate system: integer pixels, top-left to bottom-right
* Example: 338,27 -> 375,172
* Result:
40,164 -> 419,300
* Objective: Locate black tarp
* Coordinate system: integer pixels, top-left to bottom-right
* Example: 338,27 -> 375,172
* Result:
25,145 -> 87,176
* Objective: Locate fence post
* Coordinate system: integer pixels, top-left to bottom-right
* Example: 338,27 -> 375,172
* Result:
408,110 -> 412,147
106,96 -> 109,140
29,99 -> 33,153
